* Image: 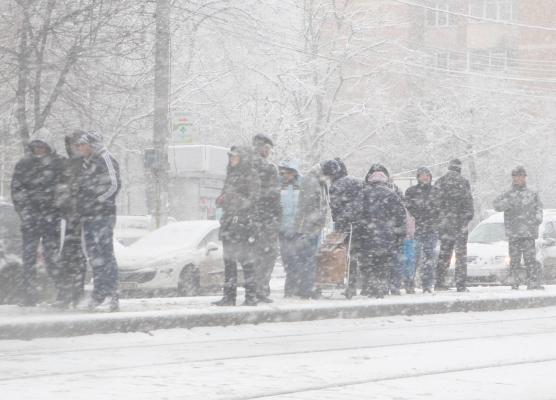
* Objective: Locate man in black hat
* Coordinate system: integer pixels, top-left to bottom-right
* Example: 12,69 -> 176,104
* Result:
434,159 -> 474,292
251,134 -> 281,303
493,166 -> 544,290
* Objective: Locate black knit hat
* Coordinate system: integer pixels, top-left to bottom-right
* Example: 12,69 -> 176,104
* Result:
448,159 -> 462,173
416,166 -> 432,179
320,159 -> 340,177
367,163 -> 390,177
252,133 -> 274,148
512,165 -> 527,176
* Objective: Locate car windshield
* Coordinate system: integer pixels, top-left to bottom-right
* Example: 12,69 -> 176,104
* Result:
130,224 -> 204,250
469,222 -> 507,244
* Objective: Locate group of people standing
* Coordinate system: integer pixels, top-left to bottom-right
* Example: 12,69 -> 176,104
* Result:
11,130 -> 121,311
215,136 -> 545,306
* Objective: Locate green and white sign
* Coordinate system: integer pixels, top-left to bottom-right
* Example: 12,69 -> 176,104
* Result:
172,112 -> 194,144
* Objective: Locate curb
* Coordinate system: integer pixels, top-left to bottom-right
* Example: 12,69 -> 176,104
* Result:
2,294 -> 556,340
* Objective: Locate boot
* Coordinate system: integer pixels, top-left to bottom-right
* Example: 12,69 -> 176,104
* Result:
109,294 -> 120,312
257,296 -> 274,304
242,298 -> 258,306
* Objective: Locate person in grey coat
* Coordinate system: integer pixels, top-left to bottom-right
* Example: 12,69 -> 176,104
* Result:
293,161 -> 333,298
493,166 -> 544,290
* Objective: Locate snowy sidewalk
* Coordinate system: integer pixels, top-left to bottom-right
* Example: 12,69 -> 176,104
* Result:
1,286 -> 556,340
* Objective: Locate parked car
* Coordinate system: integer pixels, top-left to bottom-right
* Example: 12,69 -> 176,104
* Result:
448,211 -> 556,286
115,215 -> 177,246
117,220 -> 231,297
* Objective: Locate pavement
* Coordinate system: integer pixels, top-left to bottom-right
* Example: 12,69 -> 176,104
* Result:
2,285 -> 556,340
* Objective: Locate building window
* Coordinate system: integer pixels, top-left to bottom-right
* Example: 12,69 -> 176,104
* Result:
468,49 -> 509,71
426,2 -> 457,27
468,1 -> 514,22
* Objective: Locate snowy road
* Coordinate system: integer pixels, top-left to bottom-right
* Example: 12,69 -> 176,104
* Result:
1,307 -> 556,399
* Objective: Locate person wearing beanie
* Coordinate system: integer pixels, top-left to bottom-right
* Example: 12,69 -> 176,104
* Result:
405,167 -> 441,293
357,164 -> 407,298
326,158 -> 364,298
10,131 -> 65,306
251,134 -> 281,304
493,166 -> 544,290
434,159 -> 474,292
75,131 -> 121,311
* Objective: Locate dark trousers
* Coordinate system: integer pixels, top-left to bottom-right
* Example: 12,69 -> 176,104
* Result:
254,239 -> 278,299
360,251 -> 397,297
437,229 -> 468,289
83,215 -> 119,303
414,233 -> 438,290
222,241 -> 256,301
20,213 -> 61,302
280,234 -> 300,297
390,242 -> 404,291
56,221 -> 87,304
509,238 -> 541,287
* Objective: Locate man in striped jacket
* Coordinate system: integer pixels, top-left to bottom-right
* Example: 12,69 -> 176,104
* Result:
75,131 -> 121,311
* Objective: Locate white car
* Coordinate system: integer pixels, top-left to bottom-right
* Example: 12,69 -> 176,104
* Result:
115,215 -> 177,246
117,220 -> 226,297
451,211 -> 556,285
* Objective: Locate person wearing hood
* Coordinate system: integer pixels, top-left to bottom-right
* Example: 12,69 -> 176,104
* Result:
358,165 -> 407,298
493,166 -> 543,290
323,158 -> 364,298
364,163 -> 406,295
213,146 -> 261,306
251,134 -> 281,304
53,130 -> 88,308
293,161 -> 333,299
10,130 -> 65,306
75,131 -> 121,311
434,159 -> 474,292
405,167 -> 440,293
278,159 -> 303,297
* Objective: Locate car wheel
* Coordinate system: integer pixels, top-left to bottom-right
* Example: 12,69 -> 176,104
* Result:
177,265 -> 201,297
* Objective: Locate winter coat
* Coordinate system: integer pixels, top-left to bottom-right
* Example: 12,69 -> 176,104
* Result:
329,175 -> 364,233
295,165 -> 328,237
434,170 -> 474,235
76,148 -> 121,218
405,183 -> 440,237
11,143 -> 65,219
357,181 -> 407,255
279,174 -> 302,237
252,154 -> 282,241
493,185 -> 543,239
218,147 -> 261,244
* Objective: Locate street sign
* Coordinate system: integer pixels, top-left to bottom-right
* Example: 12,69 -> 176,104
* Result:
171,112 -> 194,144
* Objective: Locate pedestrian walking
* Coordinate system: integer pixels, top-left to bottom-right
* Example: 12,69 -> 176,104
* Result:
325,158 -> 364,298
75,131 -> 121,311
278,160 -> 303,297
53,130 -> 88,308
213,146 -> 260,306
493,166 -> 544,290
358,165 -> 407,298
405,167 -> 440,293
434,159 -> 474,292
11,129 -> 64,306
251,134 -> 281,303
293,161 -> 335,299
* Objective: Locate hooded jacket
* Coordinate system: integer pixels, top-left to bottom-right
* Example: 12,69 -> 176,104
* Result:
295,164 -> 328,236
493,184 -> 543,239
76,134 -> 121,218
11,132 -> 65,218
278,160 -> 302,237
329,162 -> 364,233
252,150 -> 282,240
218,147 -> 261,244
434,169 -> 474,235
405,167 -> 440,237
357,170 -> 407,253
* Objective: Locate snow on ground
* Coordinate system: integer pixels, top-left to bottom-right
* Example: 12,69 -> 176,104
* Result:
1,306 -> 556,399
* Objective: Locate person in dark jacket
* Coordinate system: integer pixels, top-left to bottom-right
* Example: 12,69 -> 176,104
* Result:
75,131 -> 121,311
405,167 -> 440,293
213,146 -> 261,306
434,159 -> 474,292
278,159 -> 303,297
251,134 -> 281,303
53,130 -> 88,308
358,166 -> 407,298
11,130 -> 65,306
365,163 -> 405,295
325,158 -> 364,298
493,166 -> 543,290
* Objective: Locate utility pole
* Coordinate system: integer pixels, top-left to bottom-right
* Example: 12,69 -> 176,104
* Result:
153,0 -> 171,228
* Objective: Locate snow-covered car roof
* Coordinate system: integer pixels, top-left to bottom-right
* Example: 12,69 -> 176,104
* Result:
480,209 -> 556,225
